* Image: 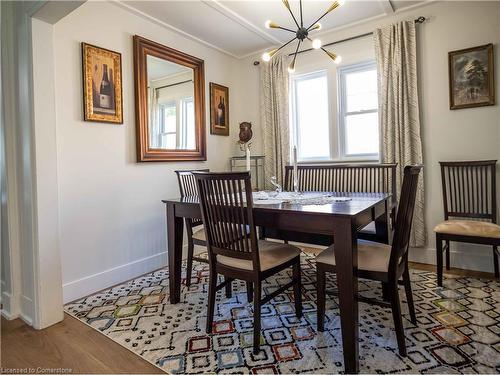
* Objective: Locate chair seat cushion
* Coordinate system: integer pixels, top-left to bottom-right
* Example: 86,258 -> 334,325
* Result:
217,240 -> 301,271
359,221 -> 376,234
192,228 -> 206,241
434,220 -> 500,239
315,240 -> 391,273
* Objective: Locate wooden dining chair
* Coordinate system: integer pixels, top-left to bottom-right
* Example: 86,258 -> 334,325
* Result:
435,160 -> 499,286
194,171 -> 303,354
175,169 -> 210,288
316,165 -> 422,357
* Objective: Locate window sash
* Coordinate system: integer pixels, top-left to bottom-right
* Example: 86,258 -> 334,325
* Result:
291,70 -> 332,162
338,61 -> 379,160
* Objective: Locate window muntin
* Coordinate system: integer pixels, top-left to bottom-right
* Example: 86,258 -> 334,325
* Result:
292,71 -> 331,161
339,61 -> 379,159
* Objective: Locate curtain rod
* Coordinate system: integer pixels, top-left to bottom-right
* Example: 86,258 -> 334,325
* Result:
153,79 -> 193,91
253,16 -> 426,65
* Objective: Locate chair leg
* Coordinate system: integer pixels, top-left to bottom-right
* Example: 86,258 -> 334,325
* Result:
493,246 -> 499,279
186,240 -> 194,287
224,277 -> 232,298
445,240 -> 451,270
316,265 -> 326,332
206,270 -> 217,333
292,260 -> 302,318
436,236 -> 443,287
246,282 -> 253,303
253,281 -> 262,354
403,267 -> 417,325
390,285 -> 407,357
381,282 -> 390,302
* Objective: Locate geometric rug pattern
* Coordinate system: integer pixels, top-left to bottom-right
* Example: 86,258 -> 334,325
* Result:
65,254 -> 500,373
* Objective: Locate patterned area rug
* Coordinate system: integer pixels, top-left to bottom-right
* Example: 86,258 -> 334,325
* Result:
65,254 -> 500,374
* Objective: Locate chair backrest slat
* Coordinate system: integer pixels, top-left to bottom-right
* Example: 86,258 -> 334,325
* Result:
388,165 -> 423,280
195,172 -> 260,268
439,160 -> 497,222
175,169 -> 209,227
175,169 -> 210,197
284,163 -> 397,206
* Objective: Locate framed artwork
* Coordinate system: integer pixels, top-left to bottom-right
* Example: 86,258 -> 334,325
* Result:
82,43 -> 123,123
449,43 -> 495,110
209,82 -> 229,136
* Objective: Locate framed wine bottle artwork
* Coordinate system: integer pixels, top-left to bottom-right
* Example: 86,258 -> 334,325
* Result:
209,82 -> 229,136
82,43 -> 123,124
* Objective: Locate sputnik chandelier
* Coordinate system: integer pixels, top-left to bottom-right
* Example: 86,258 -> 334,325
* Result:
262,0 -> 346,72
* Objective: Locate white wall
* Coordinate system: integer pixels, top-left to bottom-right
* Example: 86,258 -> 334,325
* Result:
242,1 -> 500,272
54,1 -> 244,302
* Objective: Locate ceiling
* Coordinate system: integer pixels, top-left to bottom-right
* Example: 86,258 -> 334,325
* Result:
121,0 -> 429,58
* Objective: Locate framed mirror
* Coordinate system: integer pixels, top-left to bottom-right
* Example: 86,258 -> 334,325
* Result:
133,35 -> 206,161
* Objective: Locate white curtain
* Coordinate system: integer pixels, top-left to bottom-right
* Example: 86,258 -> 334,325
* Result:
374,20 -> 426,247
148,87 -> 161,148
260,54 -> 291,188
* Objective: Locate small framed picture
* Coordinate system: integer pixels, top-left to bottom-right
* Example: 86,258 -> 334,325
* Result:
209,82 -> 229,136
449,44 -> 495,110
82,43 -> 123,123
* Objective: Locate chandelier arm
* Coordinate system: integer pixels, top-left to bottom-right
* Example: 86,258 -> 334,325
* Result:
307,10 -> 331,31
293,40 -> 301,62
282,0 -> 300,29
299,0 -> 303,27
276,26 -> 297,33
273,36 -> 299,56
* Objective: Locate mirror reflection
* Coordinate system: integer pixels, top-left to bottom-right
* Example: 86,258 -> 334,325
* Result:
147,55 -> 195,150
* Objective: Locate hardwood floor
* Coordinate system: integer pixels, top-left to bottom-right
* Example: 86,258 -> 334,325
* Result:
1,313 -> 162,374
1,262 -> 495,374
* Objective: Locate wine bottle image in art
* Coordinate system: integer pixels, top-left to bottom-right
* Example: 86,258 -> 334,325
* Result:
221,97 -> 226,126
217,96 -> 224,126
99,64 -> 112,109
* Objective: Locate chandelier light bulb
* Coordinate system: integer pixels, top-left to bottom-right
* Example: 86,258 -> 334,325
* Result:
288,59 -> 296,73
339,0 -> 346,6
265,20 -> 279,29
312,39 -> 322,49
334,55 -> 342,64
262,49 -> 278,62
310,23 -> 322,31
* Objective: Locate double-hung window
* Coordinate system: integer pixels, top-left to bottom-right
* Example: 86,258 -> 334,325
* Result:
291,61 -> 379,162
338,61 -> 379,159
291,70 -> 331,161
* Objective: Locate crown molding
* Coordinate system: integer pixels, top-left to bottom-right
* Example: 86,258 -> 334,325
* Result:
201,0 -> 282,44
110,0 -> 240,59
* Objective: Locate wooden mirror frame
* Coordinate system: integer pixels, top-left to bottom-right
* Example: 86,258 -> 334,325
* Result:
133,35 -> 206,162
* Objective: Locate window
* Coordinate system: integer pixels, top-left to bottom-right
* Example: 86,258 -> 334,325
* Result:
291,71 -> 331,161
338,61 -> 379,158
157,96 -> 195,149
159,101 -> 177,149
291,62 -> 379,162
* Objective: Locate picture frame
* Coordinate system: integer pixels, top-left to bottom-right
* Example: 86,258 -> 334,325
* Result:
82,42 -> 123,123
448,43 -> 495,110
209,82 -> 229,136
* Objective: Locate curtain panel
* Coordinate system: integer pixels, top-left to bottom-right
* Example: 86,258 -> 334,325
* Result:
374,20 -> 427,247
260,54 -> 291,189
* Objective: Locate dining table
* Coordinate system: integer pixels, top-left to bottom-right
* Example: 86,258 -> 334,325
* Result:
162,191 -> 391,374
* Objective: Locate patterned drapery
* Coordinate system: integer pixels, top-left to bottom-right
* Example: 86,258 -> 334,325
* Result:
374,20 -> 426,247
260,54 -> 291,189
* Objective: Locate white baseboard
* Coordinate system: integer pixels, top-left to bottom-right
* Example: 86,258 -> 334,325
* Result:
62,252 -> 167,303
19,294 -> 34,326
1,289 -> 17,320
409,244 -> 495,273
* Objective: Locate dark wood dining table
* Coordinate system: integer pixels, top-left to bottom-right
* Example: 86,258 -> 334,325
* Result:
162,192 -> 391,374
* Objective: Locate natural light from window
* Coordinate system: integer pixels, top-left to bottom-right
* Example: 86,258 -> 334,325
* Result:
340,63 -> 379,157
293,72 -> 330,160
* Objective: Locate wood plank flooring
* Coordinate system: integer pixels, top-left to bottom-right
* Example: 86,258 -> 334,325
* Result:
1,313 -> 162,374
1,263 -> 495,374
